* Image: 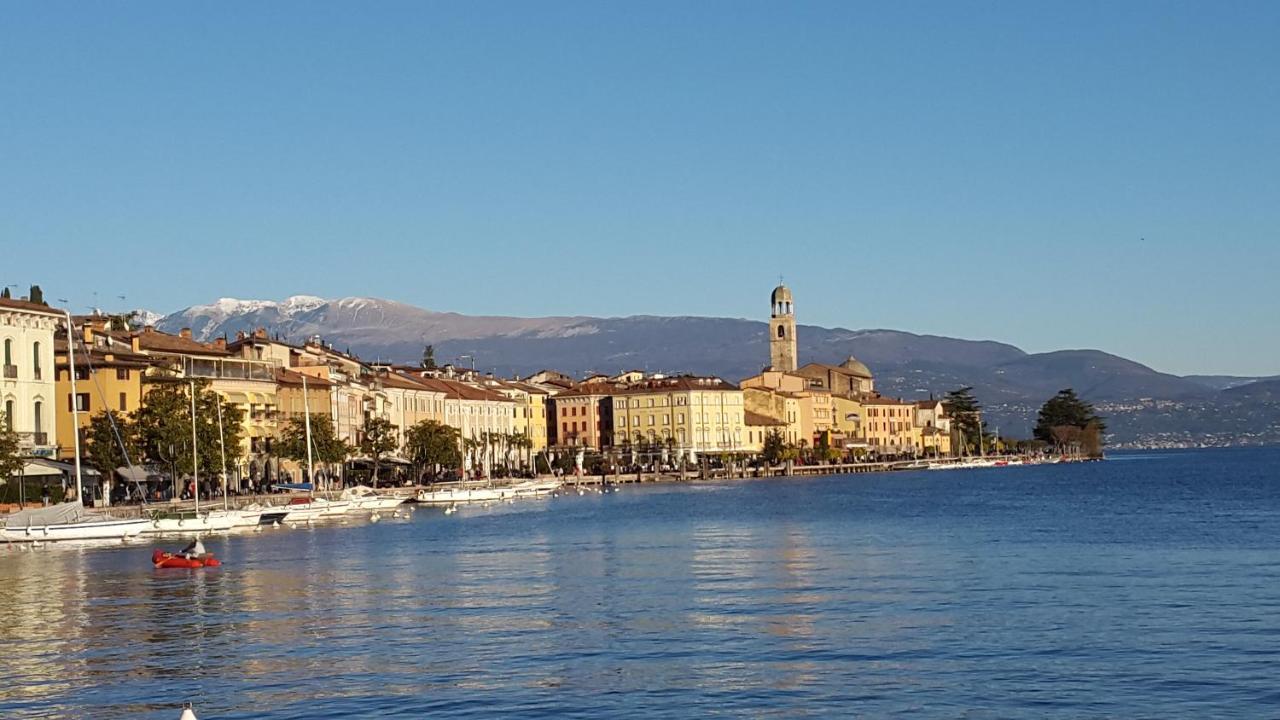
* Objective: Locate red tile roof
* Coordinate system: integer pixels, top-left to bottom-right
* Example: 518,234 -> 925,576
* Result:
0,297 -> 64,316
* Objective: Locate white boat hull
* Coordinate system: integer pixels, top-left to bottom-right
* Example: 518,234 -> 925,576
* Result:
416,487 -> 506,505
348,496 -> 406,512
145,510 -> 240,534
2,517 -> 152,543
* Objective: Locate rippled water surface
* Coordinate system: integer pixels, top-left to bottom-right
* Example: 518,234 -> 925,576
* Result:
2,448 -> 1279,718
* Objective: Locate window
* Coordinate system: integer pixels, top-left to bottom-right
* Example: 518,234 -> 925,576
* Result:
32,401 -> 42,433
70,393 -> 90,412
120,393 -> 127,411
32,342 -> 40,379
777,325 -> 785,338
648,415 -> 655,426
2,338 -> 11,366
3,400 -> 11,429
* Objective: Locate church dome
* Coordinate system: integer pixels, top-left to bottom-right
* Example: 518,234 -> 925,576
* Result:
840,356 -> 872,378
770,284 -> 793,305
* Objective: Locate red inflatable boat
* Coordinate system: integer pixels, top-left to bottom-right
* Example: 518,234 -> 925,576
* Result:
152,549 -> 222,569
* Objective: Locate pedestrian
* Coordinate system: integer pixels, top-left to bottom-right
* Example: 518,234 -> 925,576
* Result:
41,481 -> 50,507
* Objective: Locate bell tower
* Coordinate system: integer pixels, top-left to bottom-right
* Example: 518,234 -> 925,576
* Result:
769,283 -> 797,372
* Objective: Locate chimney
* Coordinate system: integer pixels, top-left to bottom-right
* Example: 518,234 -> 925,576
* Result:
143,325 -> 155,333
179,328 -> 192,339
213,337 -> 227,351
236,330 -> 247,341
253,327 -> 267,340
131,336 -> 141,352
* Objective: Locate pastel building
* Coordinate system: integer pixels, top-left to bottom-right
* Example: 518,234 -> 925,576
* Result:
0,297 -> 61,459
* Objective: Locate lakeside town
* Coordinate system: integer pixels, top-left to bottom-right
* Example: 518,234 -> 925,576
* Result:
0,282 -> 1103,510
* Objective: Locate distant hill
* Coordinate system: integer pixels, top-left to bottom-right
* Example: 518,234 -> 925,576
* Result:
1222,378 -> 1280,402
1185,374 -> 1280,391
153,295 -> 1276,445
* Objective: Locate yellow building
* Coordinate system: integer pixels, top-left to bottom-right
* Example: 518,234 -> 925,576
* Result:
913,399 -> 953,456
862,397 -> 919,456
739,370 -> 838,450
378,371 -> 446,453
611,376 -> 747,457
830,394 -> 866,452
53,323 -> 154,461
742,386 -> 804,446
744,410 -> 786,453
489,380 -> 551,453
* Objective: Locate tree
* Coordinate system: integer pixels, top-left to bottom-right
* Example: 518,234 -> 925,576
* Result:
134,380 -> 244,489
0,287 -> 9,300
944,386 -> 990,455
1035,389 -> 1106,456
762,429 -> 786,465
29,285 -> 45,305
85,412 -> 140,480
360,417 -> 398,487
421,344 -> 437,370
509,433 -> 533,473
278,414 -> 352,482
404,420 -> 461,480
0,412 -> 22,488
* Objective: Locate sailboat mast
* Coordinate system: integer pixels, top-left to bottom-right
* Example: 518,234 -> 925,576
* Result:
216,399 -> 228,512
190,381 -> 200,513
302,374 -> 315,497
63,310 -> 84,504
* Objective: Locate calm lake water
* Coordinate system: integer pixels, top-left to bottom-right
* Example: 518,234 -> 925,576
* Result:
2,448 -> 1278,719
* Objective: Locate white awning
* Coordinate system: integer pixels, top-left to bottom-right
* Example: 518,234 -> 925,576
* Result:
18,461 -> 62,478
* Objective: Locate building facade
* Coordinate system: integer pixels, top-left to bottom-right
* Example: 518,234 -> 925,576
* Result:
611,376 -> 748,456
0,298 -> 61,459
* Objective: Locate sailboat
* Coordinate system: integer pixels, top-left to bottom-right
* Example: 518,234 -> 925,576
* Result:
144,382 -> 242,534
274,374 -> 350,520
1,310 -> 151,542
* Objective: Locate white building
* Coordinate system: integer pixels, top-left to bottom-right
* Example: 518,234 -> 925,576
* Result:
1,297 -> 62,459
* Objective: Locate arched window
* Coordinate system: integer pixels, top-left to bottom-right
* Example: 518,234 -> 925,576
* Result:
33,341 -> 41,378
776,325 -> 785,339
33,400 -> 42,434
2,338 -> 11,367
3,399 -> 12,429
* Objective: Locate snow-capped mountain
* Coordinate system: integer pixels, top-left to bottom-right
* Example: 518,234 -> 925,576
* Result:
156,295 -> 591,348
130,309 -> 165,328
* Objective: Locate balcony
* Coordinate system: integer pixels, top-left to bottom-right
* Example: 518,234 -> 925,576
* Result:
2,365 -> 16,379
17,431 -> 49,449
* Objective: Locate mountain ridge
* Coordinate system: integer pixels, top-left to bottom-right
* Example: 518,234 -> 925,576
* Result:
149,295 -> 1278,445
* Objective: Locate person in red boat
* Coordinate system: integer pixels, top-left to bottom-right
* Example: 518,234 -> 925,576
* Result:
181,537 -> 207,559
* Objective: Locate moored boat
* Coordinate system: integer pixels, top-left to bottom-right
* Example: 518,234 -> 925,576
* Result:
341,485 -> 408,511
1,503 -> 151,543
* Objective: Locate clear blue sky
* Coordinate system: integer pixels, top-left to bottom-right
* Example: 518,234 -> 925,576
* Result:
3,2 -> 1277,376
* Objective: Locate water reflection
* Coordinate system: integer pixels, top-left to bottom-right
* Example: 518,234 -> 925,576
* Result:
2,451 -> 1280,719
